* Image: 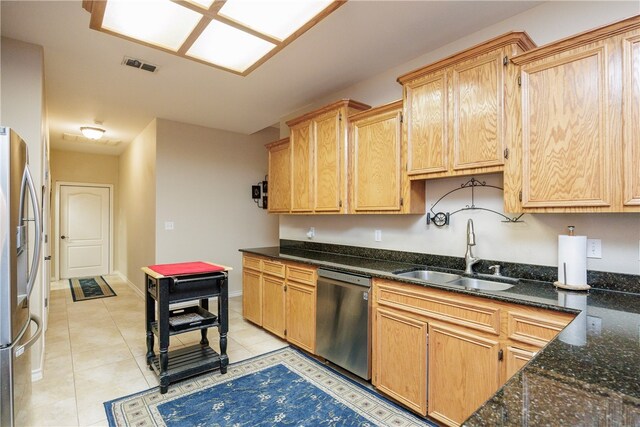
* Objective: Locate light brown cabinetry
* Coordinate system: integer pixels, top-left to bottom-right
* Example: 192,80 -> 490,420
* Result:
241,254 -> 317,352
506,16 -> 640,212
349,101 -> 425,214
428,322 -> 501,426
398,32 -> 535,180
373,307 -> 428,414
371,277 -> 574,426
262,274 -> 286,338
286,99 -> 370,214
241,267 -> 262,325
266,138 -> 290,213
505,346 -> 535,378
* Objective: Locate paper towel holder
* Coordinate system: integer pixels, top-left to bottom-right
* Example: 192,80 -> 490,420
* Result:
555,226 -> 591,291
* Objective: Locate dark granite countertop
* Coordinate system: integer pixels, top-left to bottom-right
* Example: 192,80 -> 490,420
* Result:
240,244 -> 640,426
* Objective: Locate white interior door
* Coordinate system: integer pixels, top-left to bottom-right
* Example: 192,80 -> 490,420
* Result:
59,185 -> 110,279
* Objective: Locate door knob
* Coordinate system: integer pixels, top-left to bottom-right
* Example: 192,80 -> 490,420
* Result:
61,235 -> 66,239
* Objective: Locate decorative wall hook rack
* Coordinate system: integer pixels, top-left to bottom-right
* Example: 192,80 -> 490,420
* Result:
426,177 -> 525,226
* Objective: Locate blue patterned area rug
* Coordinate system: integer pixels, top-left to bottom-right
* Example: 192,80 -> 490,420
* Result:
69,276 -> 116,302
104,347 -> 435,427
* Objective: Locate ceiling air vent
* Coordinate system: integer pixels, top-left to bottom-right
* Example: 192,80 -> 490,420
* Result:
122,56 -> 157,73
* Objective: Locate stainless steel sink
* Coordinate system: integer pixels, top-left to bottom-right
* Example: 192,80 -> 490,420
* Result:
448,277 -> 514,291
395,270 -> 461,285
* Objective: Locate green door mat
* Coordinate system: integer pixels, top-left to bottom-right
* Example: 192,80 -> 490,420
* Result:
69,276 -> 117,301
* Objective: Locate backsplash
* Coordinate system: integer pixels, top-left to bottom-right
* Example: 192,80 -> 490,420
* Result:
280,174 -> 640,277
280,239 -> 640,294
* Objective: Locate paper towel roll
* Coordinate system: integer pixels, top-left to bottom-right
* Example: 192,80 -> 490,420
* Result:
558,235 -> 587,286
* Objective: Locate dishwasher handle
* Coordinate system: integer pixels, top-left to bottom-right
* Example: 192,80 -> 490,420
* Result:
317,268 -> 371,287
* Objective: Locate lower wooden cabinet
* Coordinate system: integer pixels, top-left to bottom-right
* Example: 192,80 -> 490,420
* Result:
286,281 -> 316,353
371,277 -> 575,426
373,307 -> 428,415
242,268 -> 262,326
242,254 -> 317,353
428,322 -> 501,426
505,346 -> 536,379
262,274 -> 286,338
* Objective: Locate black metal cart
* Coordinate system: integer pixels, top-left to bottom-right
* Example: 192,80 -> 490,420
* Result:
142,263 -> 229,394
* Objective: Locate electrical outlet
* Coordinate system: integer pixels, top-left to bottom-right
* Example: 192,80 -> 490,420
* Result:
306,227 -> 315,239
587,239 -> 602,259
164,221 -> 174,230
587,316 -> 602,336
374,230 -> 382,242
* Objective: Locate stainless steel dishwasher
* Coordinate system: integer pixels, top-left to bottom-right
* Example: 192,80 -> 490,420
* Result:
315,268 -> 371,380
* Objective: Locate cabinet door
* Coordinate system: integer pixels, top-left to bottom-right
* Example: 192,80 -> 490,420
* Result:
373,308 -> 428,415
290,121 -> 313,212
505,346 -> 535,379
451,52 -> 505,170
262,274 -> 286,338
428,322 -> 501,426
242,269 -> 262,326
623,34 -> 640,206
405,72 -> 448,175
520,42 -> 612,208
313,110 -> 343,212
267,139 -> 290,213
352,109 -> 402,211
286,281 -> 316,353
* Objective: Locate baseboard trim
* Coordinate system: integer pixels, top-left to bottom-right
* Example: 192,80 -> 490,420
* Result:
113,271 -> 145,300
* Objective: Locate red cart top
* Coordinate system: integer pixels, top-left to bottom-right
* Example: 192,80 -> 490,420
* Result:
147,261 -> 226,277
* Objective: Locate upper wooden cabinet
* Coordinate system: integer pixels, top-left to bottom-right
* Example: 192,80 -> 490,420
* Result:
349,101 -> 425,214
505,15 -> 640,212
286,99 -> 370,213
266,138 -> 290,213
398,32 -> 536,180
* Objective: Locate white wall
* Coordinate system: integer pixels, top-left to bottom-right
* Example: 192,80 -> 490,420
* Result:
117,119 -> 156,292
279,2 -> 640,276
155,119 -> 280,295
1,37 -> 48,374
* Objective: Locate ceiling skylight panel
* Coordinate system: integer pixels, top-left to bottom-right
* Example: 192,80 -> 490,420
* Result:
218,0 -> 335,41
184,0 -> 216,9
101,0 -> 202,51
186,20 -> 276,72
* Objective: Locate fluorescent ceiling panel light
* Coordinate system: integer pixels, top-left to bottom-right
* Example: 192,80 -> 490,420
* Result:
185,0 -> 216,9
101,0 -> 201,51
187,20 -> 276,72
219,0 -> 334,41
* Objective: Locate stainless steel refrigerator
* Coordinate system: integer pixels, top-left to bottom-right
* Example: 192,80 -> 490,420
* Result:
0,127 -> 43,427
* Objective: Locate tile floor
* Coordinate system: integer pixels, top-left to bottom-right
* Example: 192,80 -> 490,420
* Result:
26,274 -> 287,426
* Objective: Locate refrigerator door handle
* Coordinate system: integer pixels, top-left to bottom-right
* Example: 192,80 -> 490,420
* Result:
23,166 -> 41,298
15,315 -> 42,358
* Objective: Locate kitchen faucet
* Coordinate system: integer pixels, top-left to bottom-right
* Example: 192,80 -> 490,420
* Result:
465,219 -> 480,274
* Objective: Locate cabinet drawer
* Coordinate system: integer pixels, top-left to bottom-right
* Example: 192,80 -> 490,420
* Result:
263,259 -> 285,278
243,255 -> 262,271
507,311 -> 572,347
286,264 -> 316,286
376,280 -> 500,335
